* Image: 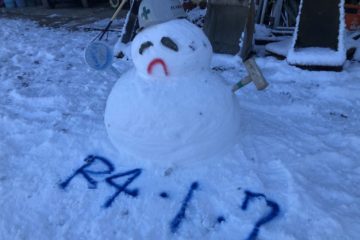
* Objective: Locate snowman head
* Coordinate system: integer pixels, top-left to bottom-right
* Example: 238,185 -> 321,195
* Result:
131,19 -> 213,79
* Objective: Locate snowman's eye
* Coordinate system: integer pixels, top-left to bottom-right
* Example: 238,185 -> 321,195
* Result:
161,37 -> 178,52
139,41 -> 153,55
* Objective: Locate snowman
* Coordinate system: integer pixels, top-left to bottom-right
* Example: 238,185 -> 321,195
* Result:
105,0 -> 241,163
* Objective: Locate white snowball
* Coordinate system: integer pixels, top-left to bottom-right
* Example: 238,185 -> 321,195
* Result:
131,19 -> 212,78
105,19 -> 241,163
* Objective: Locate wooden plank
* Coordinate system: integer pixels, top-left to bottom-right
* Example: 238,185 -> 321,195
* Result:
260,0 -> 268,24
271,0 -> 284,28
243,57 -> 269,90
203,1 -> 250,54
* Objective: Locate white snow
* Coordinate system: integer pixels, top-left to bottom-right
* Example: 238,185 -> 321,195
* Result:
265,38 -> 292,58
1,18 -> 360,240
347,31 -> 360,61
288,47 -> 346,66
255,24 -> 272,38
254,24 -> 289,43
185,6 -> 207,27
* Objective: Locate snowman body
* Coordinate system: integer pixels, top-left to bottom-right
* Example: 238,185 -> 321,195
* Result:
105,19 -> 241,162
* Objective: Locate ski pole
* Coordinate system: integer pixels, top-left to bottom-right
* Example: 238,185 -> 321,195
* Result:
98,0 -> 129,41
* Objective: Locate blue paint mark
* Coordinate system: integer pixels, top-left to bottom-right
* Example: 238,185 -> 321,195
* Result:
217,216 -> 226,224
103,169 -> 142,208
160,192 -> 169,199
59,155 -> 115,189
170,182 -> 199,233
241,190 -> 280,240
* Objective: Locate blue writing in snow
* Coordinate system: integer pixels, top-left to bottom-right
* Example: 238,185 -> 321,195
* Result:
59,155 -> 281,238
170,181 -> 199,233
59,155 -> 115,189
103,168 -> 142,208
59,155 -> 142,208
241,190 -> 280,240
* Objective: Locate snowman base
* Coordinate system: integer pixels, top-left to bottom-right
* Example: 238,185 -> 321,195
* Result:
104,69 -> 241,164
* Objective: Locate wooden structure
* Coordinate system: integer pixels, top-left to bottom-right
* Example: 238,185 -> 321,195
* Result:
203,0 -> 254,58
287,0 -> 346,71
202,0 -> 268,91
256,0 -> 300,28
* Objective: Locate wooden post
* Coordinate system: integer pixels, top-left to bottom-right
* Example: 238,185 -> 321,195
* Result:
203,0 -> 250,54
272,0 -> 284,28
81,0 -> 89,8
260,0 -> 268,24
243,57 -> 269,90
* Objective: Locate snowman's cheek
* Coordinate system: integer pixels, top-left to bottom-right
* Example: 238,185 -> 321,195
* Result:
133,52 -> 152,68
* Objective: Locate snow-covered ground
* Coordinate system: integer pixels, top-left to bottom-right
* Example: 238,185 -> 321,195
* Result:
1,18 -> 360,240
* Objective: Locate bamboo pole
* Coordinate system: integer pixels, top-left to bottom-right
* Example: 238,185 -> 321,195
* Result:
98,0 -> 129,40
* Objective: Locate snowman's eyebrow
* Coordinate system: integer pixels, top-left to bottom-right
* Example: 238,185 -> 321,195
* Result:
139,41 -> 153,55
161,37 -> 178,52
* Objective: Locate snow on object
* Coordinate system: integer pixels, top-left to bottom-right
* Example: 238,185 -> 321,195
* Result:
287,0 -> 346,67
347,31 -> 360,61
265,38 -> 292,58
104,19 -> 241,163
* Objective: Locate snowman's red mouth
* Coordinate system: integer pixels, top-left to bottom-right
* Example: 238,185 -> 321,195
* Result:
147,58 -> 169,76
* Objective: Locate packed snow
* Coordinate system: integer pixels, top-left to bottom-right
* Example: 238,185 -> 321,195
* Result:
1,17 -> 360,240
265,38 -> 292,58
105,19 -> 241,163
